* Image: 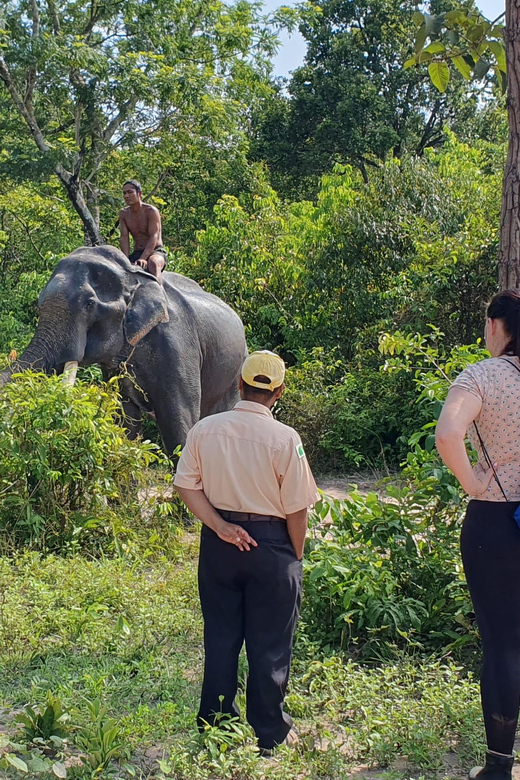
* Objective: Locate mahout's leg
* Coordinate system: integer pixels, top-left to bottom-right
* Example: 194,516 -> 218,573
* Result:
146,252 -> 166,284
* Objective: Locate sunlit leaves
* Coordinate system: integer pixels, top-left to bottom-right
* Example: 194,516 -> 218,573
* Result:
452,56 -> 472,80
0,0 -> 278,234
428,61 -> 450,93
407,8 -> 506,93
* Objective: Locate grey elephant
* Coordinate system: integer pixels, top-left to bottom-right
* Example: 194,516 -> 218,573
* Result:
0,246 -> 247,453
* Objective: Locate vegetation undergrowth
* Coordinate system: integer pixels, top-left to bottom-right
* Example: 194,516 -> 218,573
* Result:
0,540 -> 485,780
0,338 -> 490,778
0,372 -> 183,556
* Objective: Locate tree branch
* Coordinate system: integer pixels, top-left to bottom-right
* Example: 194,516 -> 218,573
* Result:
415,99 -> 441,156
0,56 -> 50,153
102,96 -> 137,144
25,0 -> 40,114
6,209 -> 46,262
29,0 -> 40,38
83,0 -> 103,37
46,0 -> 61,35
0,57 -> 103,245
55,164 -> 103,245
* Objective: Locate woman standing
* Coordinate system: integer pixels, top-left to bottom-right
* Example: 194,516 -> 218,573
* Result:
436,290 -> 520,780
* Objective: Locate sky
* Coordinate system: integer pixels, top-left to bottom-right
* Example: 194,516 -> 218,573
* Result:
266,0 -> 506,79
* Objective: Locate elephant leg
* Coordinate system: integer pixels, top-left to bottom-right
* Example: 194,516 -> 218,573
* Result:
154,399 -> 200,456
121,396 -> 143,440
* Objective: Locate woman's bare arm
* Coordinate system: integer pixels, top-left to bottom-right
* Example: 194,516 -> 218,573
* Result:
435,386 -> 494,496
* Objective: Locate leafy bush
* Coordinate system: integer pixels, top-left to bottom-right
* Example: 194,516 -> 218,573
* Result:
295,657 -> 482,770
277,348 -> 344,470
0,372 -> 180,554
301,330 -> 488,657
278,347 -> 429,471
16,692 -> 69,743
303,466 -> 472,659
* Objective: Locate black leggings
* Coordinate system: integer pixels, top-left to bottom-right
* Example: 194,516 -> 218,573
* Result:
461,500 -> 520,754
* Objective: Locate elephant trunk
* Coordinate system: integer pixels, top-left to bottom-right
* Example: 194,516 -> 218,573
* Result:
0,319 -> 82,386
0,333 -> 56,386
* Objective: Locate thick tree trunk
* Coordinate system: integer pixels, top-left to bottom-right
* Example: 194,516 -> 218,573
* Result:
55,165 -> 102,246
499,0 -> 520,289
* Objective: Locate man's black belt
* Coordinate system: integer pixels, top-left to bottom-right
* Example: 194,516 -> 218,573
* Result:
218,510 -> 285,523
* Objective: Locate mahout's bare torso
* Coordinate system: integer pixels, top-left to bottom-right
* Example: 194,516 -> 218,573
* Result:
120,204 -> 163,250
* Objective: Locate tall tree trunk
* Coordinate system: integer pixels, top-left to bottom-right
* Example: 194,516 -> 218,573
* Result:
499,0 -> 520,289
55,165 -> 102,246
0,56 -> 103,247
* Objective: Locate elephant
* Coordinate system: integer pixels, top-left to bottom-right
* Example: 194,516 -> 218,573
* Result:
0,245 -> 247,453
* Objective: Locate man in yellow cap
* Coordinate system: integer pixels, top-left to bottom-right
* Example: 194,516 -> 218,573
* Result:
174,350 -> 318,755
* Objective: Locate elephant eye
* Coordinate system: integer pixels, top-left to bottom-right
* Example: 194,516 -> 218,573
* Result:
85,299 -> 96,309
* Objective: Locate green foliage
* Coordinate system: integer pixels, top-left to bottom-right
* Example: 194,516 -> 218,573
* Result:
408,7 -> 506,93
0,372 -> 180,553
250,0 -> 488,196
76,699 -> 125,772
279,350 -> 425,470
296,657 -> 482,770
0,737 -> 67,778
277,348 -> 345,469
160,713 -> 260,779
301,328 -> 487,655
379,326 -> 488,402
16,692 -> 69,743
317,366 -> 425,469
0,0 -> 278,240
0,546 -> 488,779
303,475 -> 472,658
186,137 -> 499,358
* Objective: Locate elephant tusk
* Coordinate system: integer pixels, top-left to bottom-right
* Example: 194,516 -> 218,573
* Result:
62,361 -> 78,386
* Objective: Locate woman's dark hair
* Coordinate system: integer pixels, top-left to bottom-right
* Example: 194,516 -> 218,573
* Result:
487,289 -> 520,357
123,179 -> 142,193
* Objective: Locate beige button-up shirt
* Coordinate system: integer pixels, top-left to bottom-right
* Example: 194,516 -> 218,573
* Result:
173,400 -> 319,517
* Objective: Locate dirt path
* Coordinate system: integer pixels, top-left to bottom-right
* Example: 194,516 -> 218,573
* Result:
317,471 -> 389,501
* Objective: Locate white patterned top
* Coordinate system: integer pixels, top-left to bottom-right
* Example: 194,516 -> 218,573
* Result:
451,355 -> 520,502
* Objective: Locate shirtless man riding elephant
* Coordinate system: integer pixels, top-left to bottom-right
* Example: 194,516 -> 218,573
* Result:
119,179 -> 167,284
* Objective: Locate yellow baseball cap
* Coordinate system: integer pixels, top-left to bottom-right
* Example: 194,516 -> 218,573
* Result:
241,350 -> 285,391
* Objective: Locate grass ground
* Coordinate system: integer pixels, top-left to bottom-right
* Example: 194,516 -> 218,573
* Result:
0,533 -> 488,780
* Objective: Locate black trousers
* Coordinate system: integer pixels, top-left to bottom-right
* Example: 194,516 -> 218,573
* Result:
197,519 -> 302,750
461,500 -> 520,755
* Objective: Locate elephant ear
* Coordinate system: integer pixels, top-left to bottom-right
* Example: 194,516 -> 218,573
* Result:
124,279 -> 169,346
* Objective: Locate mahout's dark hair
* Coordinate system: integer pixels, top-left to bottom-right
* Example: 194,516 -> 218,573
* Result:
241,376 -> 280,402
123,179 -> 142,193
487,289 -> 520,357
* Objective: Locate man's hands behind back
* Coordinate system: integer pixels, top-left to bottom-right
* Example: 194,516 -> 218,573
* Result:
214,518 -> 258,552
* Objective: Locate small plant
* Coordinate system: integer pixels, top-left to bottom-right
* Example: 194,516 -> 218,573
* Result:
159,711 -> 260,779
76,699 -> 125,773
16,692 -> 70,743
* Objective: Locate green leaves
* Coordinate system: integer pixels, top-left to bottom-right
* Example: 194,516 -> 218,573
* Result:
406,7 -> 506,93
304,467 -> 473,656
0,0 -> 277,238
0,372 -> 171,553
452,55 -> 472,80
77,699 -> 124,771
428,61 -> 450,92
488,39 -> 507,72
16,693 -> 70,743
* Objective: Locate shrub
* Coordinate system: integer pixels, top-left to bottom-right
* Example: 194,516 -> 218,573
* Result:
278,347 -> 429,471
303,456 -> 473,659
301,330 -> 488,657
0,372 -> 180,554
